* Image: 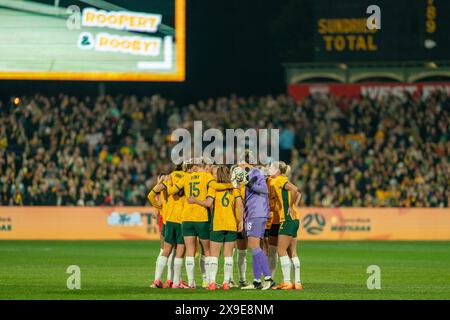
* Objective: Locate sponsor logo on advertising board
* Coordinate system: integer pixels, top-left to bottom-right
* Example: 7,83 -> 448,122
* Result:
302,213 -> 326,235
302,212 -> 372,236
0,216 -> 12,232
107,212 -> 142,226
289,82 -> 450,101
1,207 -> 449,240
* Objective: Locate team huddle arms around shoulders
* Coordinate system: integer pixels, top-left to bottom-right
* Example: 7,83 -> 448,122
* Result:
147,154 -> 303,291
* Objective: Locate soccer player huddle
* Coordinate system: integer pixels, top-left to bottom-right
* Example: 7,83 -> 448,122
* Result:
148,151 -> 303,291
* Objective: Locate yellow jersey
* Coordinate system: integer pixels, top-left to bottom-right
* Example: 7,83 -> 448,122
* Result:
204,171 -> 234,191
166,171 -> 214,222
266,177 -> 281,229
164,170 -> 186,224
207,187 -> 242,232
272,175 -> 299,222
165,170 -> 234,222
147,185 -> 169,223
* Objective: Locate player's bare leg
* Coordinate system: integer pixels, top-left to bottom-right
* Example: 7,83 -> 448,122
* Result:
273,235 -> 294,290
184,236 -> 198,288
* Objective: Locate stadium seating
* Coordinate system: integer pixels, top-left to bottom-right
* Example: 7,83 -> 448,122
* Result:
0,91 -> 448,207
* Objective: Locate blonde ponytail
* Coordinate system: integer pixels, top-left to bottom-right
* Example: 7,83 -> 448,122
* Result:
279,161 -> 291,177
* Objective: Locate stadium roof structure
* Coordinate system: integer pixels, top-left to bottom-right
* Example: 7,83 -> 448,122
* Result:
283,61 -> 450,84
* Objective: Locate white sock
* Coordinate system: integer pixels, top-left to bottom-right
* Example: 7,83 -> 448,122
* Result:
199,255 -> 207,282
291,256 -> 301,283
238,249 -> 247,282
268,245 -> 278,278
185,256 -> 195,287
280,255 -> 291,283
154,255 -> 168,281
157,248 -> 163,259
173,257 -> 183,285
167,249 -> 175,281
205,256 -> 212,283
230,248 -> 235,282
209,256 -> 218,284
224,256 -> 233,284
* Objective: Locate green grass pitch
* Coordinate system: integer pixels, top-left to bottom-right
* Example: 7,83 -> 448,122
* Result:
0,240 -> 449,300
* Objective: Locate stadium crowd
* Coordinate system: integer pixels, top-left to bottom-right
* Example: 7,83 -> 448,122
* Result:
0,90 -> 448,207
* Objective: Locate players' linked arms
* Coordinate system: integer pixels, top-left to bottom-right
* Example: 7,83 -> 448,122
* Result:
235,197 -> 244,231
187,196 -> 213,208
157,175 -> 166,184
147,190 -> 162,209
165,183 -> 181,195
163,176 -> 184,195
153,182 -> 166,193
208,180 -> 233,191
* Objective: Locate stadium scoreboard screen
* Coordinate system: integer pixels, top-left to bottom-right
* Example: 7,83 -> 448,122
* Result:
313,0 -> 450,62
0,0 -> 185,81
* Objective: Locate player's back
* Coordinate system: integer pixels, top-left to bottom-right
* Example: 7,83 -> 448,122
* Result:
210,188 -> 241,232
181,171 -> 214,222
165,170 -> 186,223
272,175 -> 299,221
268,177 -> 281,224
148,184 -> 170,222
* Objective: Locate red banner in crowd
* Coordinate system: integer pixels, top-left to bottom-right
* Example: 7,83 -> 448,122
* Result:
288,82 -> 450,101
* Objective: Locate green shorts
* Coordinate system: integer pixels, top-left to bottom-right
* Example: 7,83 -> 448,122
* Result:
278,219 -> 299,238
164,221 -> 184,245
269,223 -> 280,237
210,230 -> 238,243
182,221 -> 210,240
161,223 -> 166,236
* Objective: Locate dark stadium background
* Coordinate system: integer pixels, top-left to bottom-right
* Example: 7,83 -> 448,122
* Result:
2,0 -> 449,103
0,0 -> 440,103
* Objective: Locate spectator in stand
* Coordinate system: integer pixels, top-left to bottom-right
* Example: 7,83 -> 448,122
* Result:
279,123 -> 295,162
0,91 -> 448,208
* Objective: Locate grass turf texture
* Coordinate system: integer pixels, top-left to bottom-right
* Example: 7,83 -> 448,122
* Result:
0,240 -> 449,300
